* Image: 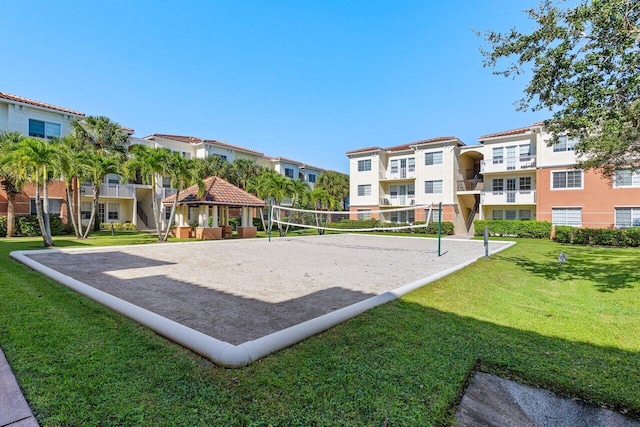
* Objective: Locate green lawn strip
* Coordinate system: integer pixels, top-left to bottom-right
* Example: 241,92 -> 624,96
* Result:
0,234 -> 638,425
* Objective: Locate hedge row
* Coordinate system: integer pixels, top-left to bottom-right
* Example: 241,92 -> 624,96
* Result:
0,215 -> 67,237
323,219 -> 455,235
100,222 -> 138,232
473,220 -> 552,239
554,226 -> 640,247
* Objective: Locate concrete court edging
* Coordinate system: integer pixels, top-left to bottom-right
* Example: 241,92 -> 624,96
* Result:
10,239 -> 515,368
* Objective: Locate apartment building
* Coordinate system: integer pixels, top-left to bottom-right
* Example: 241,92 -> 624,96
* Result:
347,124 -> 640,234
346,137 -> 467,232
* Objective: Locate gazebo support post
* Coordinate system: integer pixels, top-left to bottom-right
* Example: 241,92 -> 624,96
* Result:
237,206 -> 257,239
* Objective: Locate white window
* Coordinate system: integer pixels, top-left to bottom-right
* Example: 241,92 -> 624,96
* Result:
519,177 -> 532,191
424,180 -> 443,194
614,170 -> 640,188
615,208 -> 640,228
81,202 -> 92,220
553,135 -> 578,152
408,183 -> 415,198
358,159 -> 371,172
492,147 -> 504,164
390,159 -> 398,174
165,206 -> 172,221
30,198 -> 63,215
552,208 -> 582,226
357,184 -> 371,197
390,185 -> 398,199
162,176 -> 172,188
284,168 -> 294,178
492,210 -> 504,220
28,119 -> 61,140
519,209 -> 532,220
505,210 -> 517,220
106,174 -> 120,185
107,203 -> 120,221
492,178 -> 504,192
408,157 -> 415,173
425,151 -> 443,166
552,170 -> 582,189
519,144 -> 532,161
357,209 -> 371,220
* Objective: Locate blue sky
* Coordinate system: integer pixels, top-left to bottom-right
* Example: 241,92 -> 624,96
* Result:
1,1 -> 546,173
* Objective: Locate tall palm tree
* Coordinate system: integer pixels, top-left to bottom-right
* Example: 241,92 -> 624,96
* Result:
162,153 -> 203,242
81,152 -> 121,238
290,179 -> 310,208
316,171 -> 349,210
72,116 -> 129,231
224,158 -> 260,190
1,137 -> 58,246
124,145 -> 172,241
252,170 -> 295,236
0,132 -> 26,237
192,155 -> 228,180
52,135 -> 85,238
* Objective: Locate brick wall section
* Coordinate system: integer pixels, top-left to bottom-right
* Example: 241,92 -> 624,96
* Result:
536,167 -> 640,228
0,181 -> 69,223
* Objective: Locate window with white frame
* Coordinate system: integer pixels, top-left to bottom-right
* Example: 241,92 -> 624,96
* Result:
357,209 -> 371,220
308,174 -> 316,183
553,135 -> 578,152
492,210 -> 504,220
165,206 -> 172,221
519,144 -> 533,161
107,203 -> 120,221
505,210 -> 517,220
357,184 -> 371,197
106,174 -> 120,185
614,170 -> 640,187
492,178 -> 504,192
615,208 -> 640,228
408,157 -> 415,173
30,198 -> 63,215
28,119 -> 61,140
81,202 -> 92,220
492,147 -> 504,164
389,159 -> 398,174
284,168 -> 294,178
519,209 -> 532,220
390,184 -> 398,200
408,183 -> 415,198
552,208 -> 582,226
357,159 -> 371,172
519,176 -> 532,191
424,180 -> 443,194
424,151 -> 443,166
552,170 -> 582,189
162,176 -> 171,188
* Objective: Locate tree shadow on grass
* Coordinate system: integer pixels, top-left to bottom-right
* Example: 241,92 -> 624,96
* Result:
498,248 -> 640,292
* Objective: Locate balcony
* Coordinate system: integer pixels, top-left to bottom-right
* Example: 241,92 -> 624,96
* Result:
457,179 -> 484,192
80,183 -> 135,198
380,196 -> 416,207
481,156 -> 536,174
481,190 -> 536,205
380,170 -> 416,181
159,188 -> 178,199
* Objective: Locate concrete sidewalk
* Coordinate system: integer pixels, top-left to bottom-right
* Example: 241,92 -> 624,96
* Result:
0,349 -> 38,427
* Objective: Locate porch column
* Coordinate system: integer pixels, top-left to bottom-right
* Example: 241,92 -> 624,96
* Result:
241,207 -> 249,227
202,205 -> 209,228
197,205 -> 205,227
132,196 -> 138,226
212,205 -> 219,227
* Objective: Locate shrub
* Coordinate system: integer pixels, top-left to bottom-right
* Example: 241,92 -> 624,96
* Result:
0,216 -> 6,237
474,220 -> 552,239
325,219 -> 380,230
100,222 -> 138,232
552,226 -> 640,247
553,226 -> 573,243
14,215 -> 67,237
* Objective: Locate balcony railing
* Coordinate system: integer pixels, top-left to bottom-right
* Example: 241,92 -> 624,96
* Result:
480,156 -> 536,173
481,190 -> 536,205
457,179 -> 484,191
80,183 -> 135,198
380,170 -> 416,180
380,196 -> 416,206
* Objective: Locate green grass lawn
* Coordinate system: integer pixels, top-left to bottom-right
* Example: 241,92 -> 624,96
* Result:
0,233 -> 638,425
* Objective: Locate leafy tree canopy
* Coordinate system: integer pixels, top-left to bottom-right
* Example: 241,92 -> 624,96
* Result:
480,0 -> 640,176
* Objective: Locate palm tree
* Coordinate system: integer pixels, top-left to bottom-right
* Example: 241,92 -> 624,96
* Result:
124,145 -> 172,241
252,170 -> 295,236
316,171 -> 349,210
162,153 -> 203,242
290,179 -> 310,208
81,152 -> 121,238
192,155 -> 228,180
224,158 -> 260,190
1,137 -> 58,246
0,132 -> 26,237
72,116 -> 129,231
52,135 -> 85,238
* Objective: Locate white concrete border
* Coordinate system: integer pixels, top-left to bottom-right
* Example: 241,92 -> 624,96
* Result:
10,239 -> 515,368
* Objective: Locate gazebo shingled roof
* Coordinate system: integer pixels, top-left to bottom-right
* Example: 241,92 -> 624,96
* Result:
162,176 -> 265,207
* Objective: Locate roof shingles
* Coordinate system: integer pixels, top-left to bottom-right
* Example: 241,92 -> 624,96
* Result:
163,176 -> 265,207
0,92 -> 85,116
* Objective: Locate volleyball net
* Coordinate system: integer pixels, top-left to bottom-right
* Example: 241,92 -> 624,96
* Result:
268,204 -> 435,236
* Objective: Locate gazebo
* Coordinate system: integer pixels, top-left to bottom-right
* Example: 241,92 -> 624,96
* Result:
162,176 -> 266,240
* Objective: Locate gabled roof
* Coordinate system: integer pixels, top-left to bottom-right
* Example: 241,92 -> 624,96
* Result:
144,134 -> 264,155
479,122 -> 544,141
345,146 -> 383,155
261,155 -> 325,172
162,176 -> 265,207
408,136 -> 462,148
0,92 -> 85,116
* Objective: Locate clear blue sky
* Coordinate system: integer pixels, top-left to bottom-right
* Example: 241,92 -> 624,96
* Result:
1,0 -> 546,173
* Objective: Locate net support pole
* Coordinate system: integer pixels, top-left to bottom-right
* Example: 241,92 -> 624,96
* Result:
267,201 -> 272,242
437,202 -> 442,257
